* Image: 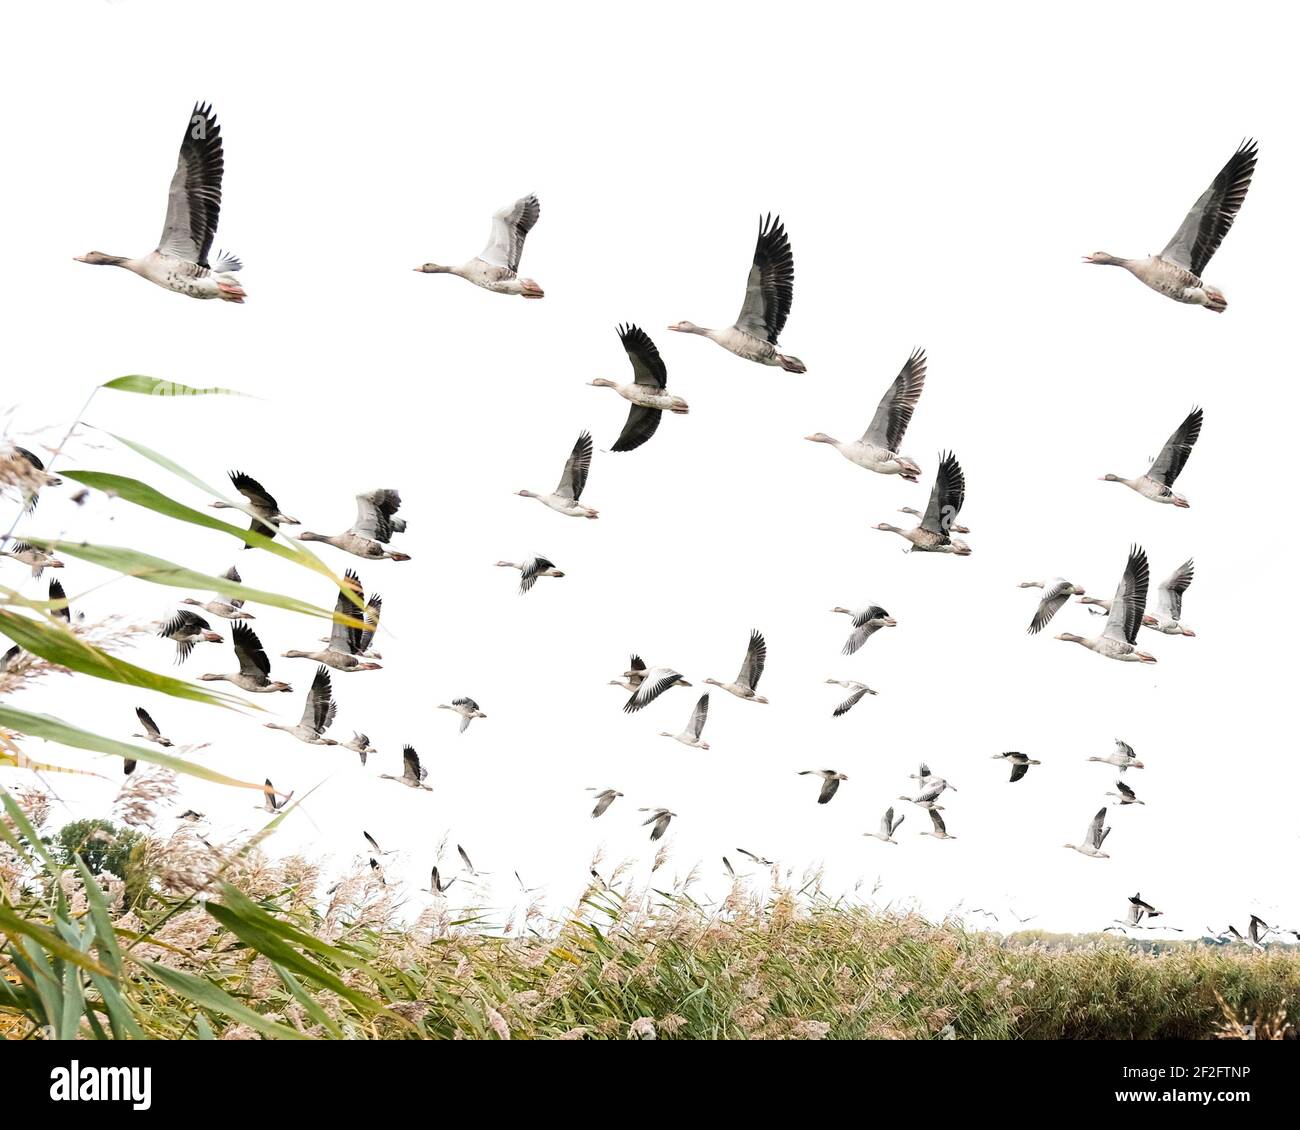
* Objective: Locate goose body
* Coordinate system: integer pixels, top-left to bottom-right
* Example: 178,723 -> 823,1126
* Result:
259,777 -> 292,813
874,452 -> 970,554
2,540 -> 64,578
660,693 -> 710,749
517,431 -> 598,518
283,570 -> 382,671
825,678 -> 878,717
620,659 -> 692,711
704,629 -> 769,703
1056,546 -> 1156,662
158,609 -> 223,663
379,744 -> 432,791
440,697 -> 486,733
639,807 -> 676,841
588,787 -> 623,818
830,604 -> 897,655
344,732 -> 377,765
299,490 -> 410,560
920,808 -> 955,840
181,565 -> 252,619
211,472 -> 299,543
1089,738 -> 1145,771
1144,558 -> 1196,635
866,806 -> 905,844
800,769 -> 848,805
264,666 -> 338,745
198,621 -> 292,692
1106,778 -> 1145,806
497,556 -> 565,594
1064,807 -> 1112,858
1101,407 -> 1202,508
590,324 -> 688,453
416,195 -> 544,298
991,750 -> 1040,782
3,446 -> 61,511
132,706 -> 173,748
1019,578 -> 1086,634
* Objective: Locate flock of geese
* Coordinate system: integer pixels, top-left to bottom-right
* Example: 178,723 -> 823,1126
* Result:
1,101 -> 1286,942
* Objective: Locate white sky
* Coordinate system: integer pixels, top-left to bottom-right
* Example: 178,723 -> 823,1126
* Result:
1,0 -> 1295,938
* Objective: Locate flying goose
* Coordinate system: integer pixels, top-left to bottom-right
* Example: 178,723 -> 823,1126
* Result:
908,762 -> 937,785
362,831 -> 394,857
1019,578 -> 1086,634
736,847 -> 774,866
264,666 -> 338,745
639,807 -> 676,841
415,194 -> 543,298
158,609 -> 223,664
660,694 -> 710,749
805,349 -> 926,479
259,777 -> 293,814
873,452 -> 970,554
439,697 -> 486,733
379,744 -> 432,791
132,706 -> 173,748
1090,738 -> 1145,771
1,539 -> 64,578
198,621 -> 292,692
48,578 -> 72,624
516,431 -> 598,518
344,733 -> 377,765
830,604 -> 897,656
669,214 -> 805,372
1056,546 -> 1156,662
1130,892 -> 1162,920
3,446 -> 61,511
704,629 -> 768,703
622,662 -> 692,713
1106,778 -> 1146,806
318,591 -> 383,658
75,103 -> 246,302
866,807 -> 905,844
825,678 -> 878,716
1064,807 -> 1111,858
587,787 -> 623,819
991,751 -> 1040,783
298,490 -> 410,560
1084,140 -> 1258,312
0,644 -> 23,673
211,472 -> 299,543
799,769 -> 848,805
426,866 -> 457,895
1143,558 -> 1196,636
920,808 -> 955,840
1227,915 -> 1270,949
899,777 -> 955,809
181,565 -> 253,619
898,507 -> 969,534
1101,407 -> 1202,508
590,324 -> 689,452
496,555 -> 565,594
283,571 -> 382,671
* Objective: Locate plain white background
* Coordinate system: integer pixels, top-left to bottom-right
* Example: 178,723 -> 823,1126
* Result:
0,0 -> 1295,936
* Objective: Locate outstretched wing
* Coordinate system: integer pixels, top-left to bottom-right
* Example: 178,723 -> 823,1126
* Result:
157,102 -> 224,266
920,452 -> 966,535
1157,558 -> 1195,621
555,432 -> 593,501
479,194 -> 540,272
1028,581 -> 1073,635
618,323 -> 667,389
736,629 -> 766,691
1161,140 -> 1258,276
862,349 -> 927,452
1146,407 -> 1203,488
734,214 -> 795,343
1103,546 -> 1149,646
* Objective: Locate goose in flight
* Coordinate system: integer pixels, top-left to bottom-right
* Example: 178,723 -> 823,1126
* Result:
211,472 -> 299,543
669,214 -> 805,372
74,103 -> 246,302
415,194 -> 543,298
660,694 -> 710,749
590,324 -> 689,453
899,777 -> 955,809
704,629 -> 769,703
865,807 -> 905,844
439,697 -> 486,733
318,591 -> 382,658
426,866 -> 457,895
344,733 -> 377,765
1100,407 -> 1202,508
909,762 -> 938,786
622,663 -> 692,712
991,751 -> 1040,783
1090,738 -> 1145,772
898,507 -> 969,534
608,654 -> 649,693
1,540 -> 64,578
265,666 -> 338,745
1018,578 -> 1086,634
830,604 -> 896,656
1084,140 -> 1257,312
496,555 -> 565,594
825,679 -> 878,717
1143,558 -> 1196,636
1130,892 -> 1163,921
181,565 -> 253,619
736,847 -> 774,866
283,571 -> 382,671
1106,778 -> 1146,806
298,490 -> 411,560
132,706 -> 173,748
362,831 -> 394,857
805,349 -> 926,479
48,578 -> 72,624
379,745 -> 432,791
158,609 -> 223,664
259,777 -> 293,814
457,845 -> 478,876
3,446 -> 61,511
799,769 -> 848,805
516,431 -> 598,518
920,809 -> 955,840
1228,915 -> 1270,949
587,787 -> 623,819
198,621 -> 292,692
639,807 -> 676,841
1064,807 -> 1112,858
873,452 -> 970,554
1056,546 -> 1156,663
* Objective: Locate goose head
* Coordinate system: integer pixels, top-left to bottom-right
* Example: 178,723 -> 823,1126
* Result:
74,251 -> 127,266
667,321 -> 702,334
804,433 -> 838,445
514,490 -> 537,499
1082,252 -> 1120,265
872,523 -> 903,534
1099,473 -> 1122,482
201,630 -> 223,643
1055,632 -> 1086,645
587,378 -> 619,389
414,262 -> 452,274
296,531 -> 327,543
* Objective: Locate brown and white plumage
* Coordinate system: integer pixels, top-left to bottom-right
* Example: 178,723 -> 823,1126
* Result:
132,706 -> 173,748
264,665 -> 338,745
639,807 -> 676,841
830,604 -> 897,656
704,629 -> 768,703
825,678 -> 878,717
866,806 -> 905,844
799,769 -> 848,805
920,808 -> 955,840
516,431 -> 598,518
198,621 -> 291,692
181,565 -> 252,619
587,787 -> 623,819
1019,578 -> 1086,634
380,744 -> 432,791
660,693 -> 710,749
622,663 -> 692,712
590,324 -> 689,453
1144,558 -> 1196,635
1064,807 -> 1111,858
439,697 -> 486,733
283,571 -> 382,671
211,472 -> 299,543
345,733 -> 377,765
873,452 -> 970,554
298,490 -> 411,560
990,750 -> 1040,783
1056,546 -> 1156,663
1101,407 -> 1202,507
1090,738 -> 1145,772
416,194 -> 544,298
497,555 -> 565,594
2,539 -> 65,578
158,609 -> 223,664
259,777 -> 293,814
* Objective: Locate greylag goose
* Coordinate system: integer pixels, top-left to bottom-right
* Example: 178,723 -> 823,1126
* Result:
132,706 -> 173,748
639,807 -> 676,841
1084,139 -> 1257,312
825,678 -> 877,716
1143,558 -> 1196,636
830,603 -> 896,656
3,446 -> 61,511
1100,407 -> 1202,508
607,653 -> 647,693
899,777 -> 955,809
211,472 -> 299,543
198,621 -> 292,692
704,629 -> 768,703
516,431 -> 598,518
1,540 -> 64,578
379,744 -> 432,791
660,693 -> 710,749
344,733 -> 377,766
259,777 -> 292,814
1090,738 -> 1144,771
181,565 -> 253,619
920,808 -> 955,840
669,214 -> 805,372
866,806 -> 904,843
264,666 -> 338,745
909,762 -> 937,785
991,750 -> 1040,782
590,324 -> 688,452
1019,578 -> 1086,634
496,556 -> 565,594
799,769 -> 848,805
317,591 -> 382,657
457,845 -> 478,876
363,831 -> 394,857
736,847 -> 774,866
426,866 -> 456,895
75,103 -> 246,302
158,609 -> 222,663
1064,807 -> 1111,858
439,697 -> 486,733
621,661 -> 692,713
805,349 -> 926,479
1130,892 -> 1162,921
587,787 -> 623,818
1106,778 -> 1146,805
899,506 -> 969,534
873,452 -> 970,554
1055,546 -> 1156,662
282,571 -> 382,671
298,490 -> 410,560
415,195 -> 543,298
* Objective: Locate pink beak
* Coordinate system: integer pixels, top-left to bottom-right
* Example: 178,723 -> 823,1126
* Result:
202,631 -> 223,642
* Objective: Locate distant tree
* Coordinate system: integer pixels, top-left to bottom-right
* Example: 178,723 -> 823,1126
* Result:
48,818 -> 142,880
